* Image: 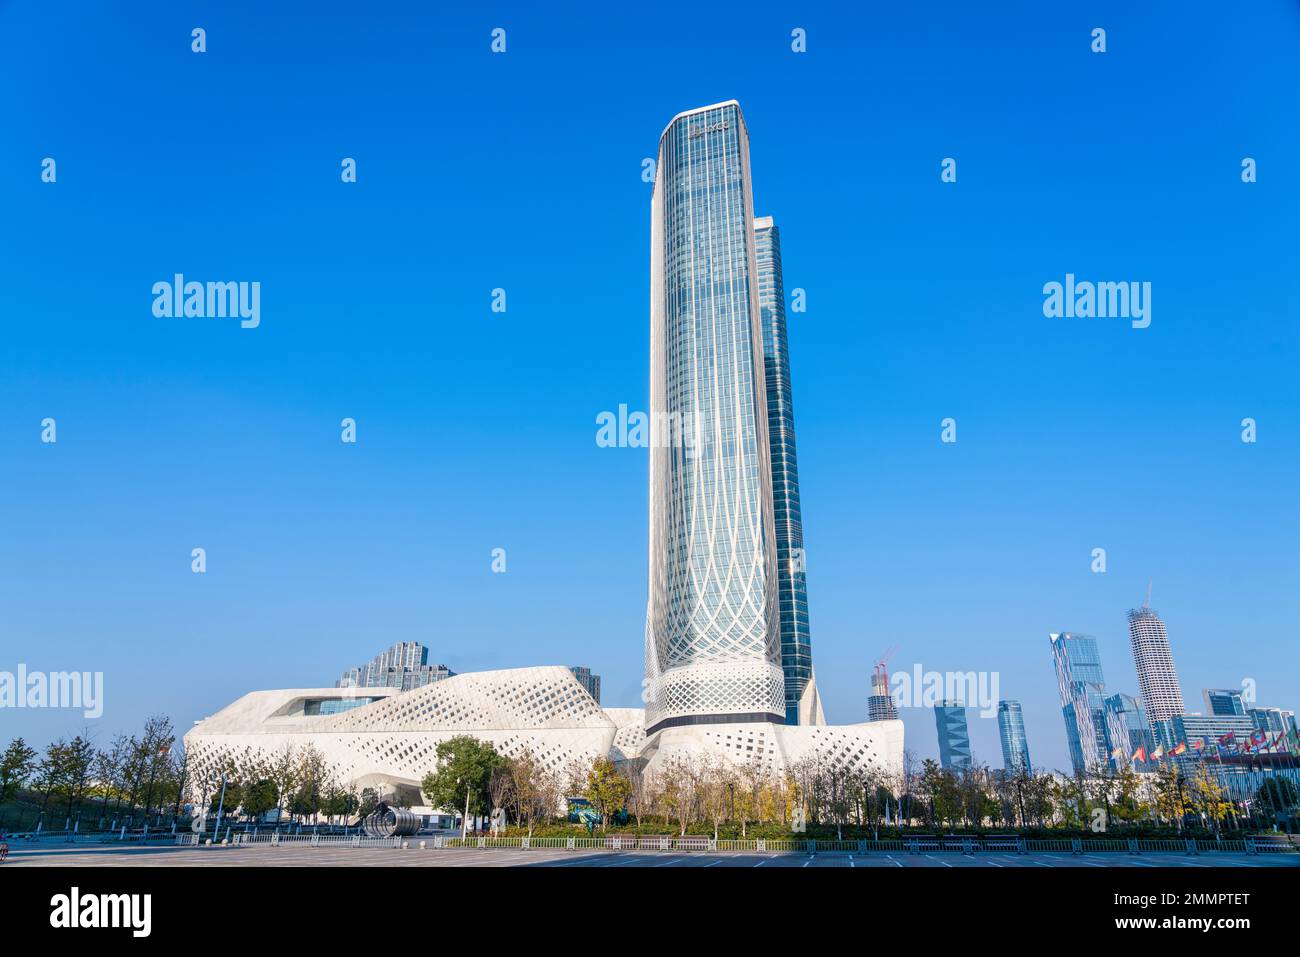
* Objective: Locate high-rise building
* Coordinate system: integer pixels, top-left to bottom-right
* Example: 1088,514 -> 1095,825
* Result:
867,663 -> 899,721
935,701 -> 973,770
1170,713 -> 1256,765
1103,692 -> 1156,770
568,666 -> 601,705
1127,593 -> 1185,733
337,641 -> 455,691
1204,688 -> 1247,717
1050,632 -> 1109,775
643,101 -> 789,735
996,700 -> 1032,774
1249,707 -> 1298,738
753,215 -> 818,725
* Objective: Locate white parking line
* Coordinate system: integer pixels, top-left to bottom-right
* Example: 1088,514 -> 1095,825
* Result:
1030,860 -> 1053,867
885,855 -> 902,868
652,857 -> 682,867
705,859 -> 722,867
753,858 -> 767,868
848,856 -> 854,868
925,855 -> 953,868
802,858 -> 812,868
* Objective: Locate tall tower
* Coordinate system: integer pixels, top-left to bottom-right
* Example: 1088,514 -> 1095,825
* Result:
1050,632 -> 1109,775
1127,589 -> 1185,733
644,101 -> 786,735
753,215 -> 820,724
996,700 -> 1032,774
934,701 -> 973,770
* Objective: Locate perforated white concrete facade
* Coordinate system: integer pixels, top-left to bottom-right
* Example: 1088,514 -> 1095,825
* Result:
184,667 -> 621,798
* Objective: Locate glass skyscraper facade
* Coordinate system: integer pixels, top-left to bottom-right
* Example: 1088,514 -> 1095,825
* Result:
1103,692 -> 1156,770
753,215 -> 815,724
1050,632 -> 1109,775
935,700 -> 973,770
1203,688 -> 1246,717
996,700 -> 1032,774
644,101 -> 786,735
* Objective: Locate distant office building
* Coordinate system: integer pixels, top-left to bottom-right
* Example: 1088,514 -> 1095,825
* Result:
867,663 -> 899,721
1249,707 -> 1298,738
935,700 -> 972,770
337,641 -> 455,691
996,700 -> 1032,774
568,666 -> 601,705
1051,632 -> 1110,775
1203,688 -> 1247,717
1171,713 -> 1256,756
1104,693 -> 1156,770
1126,594 -> 1185,732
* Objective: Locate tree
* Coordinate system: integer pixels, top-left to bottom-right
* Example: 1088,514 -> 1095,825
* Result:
507,748 -> 560,837
0,738 -> 38,807
267,743 -> 299,820
1152,763 -> 1190,830
583,757 -> 631,832
419,736 -> 506,831
1254,777 -> 1299,825
1187,764 -> 1233,833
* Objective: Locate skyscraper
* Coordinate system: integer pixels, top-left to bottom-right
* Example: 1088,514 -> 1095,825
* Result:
996,700 -> 1032,773
935,701 -> 973,770
1050,632 -> 1109,775
336,641 -> 455,692
568,666 -> 601,705
753,214 -> 819,725
644,101 -> 788,735
1103,692 -> 1156,770
1127,591 -> 1185,733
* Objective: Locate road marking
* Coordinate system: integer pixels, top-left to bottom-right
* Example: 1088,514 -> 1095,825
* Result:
1030,859 -> 1053,867
986,859 -> 1003,867
848,856 -> 854,868
885,855 -> 902,868
802,858 -> 812,867
753,858 -> 767,867
925,855 -> 953,868
705,859 -> 722,867
652,857 -> 681,867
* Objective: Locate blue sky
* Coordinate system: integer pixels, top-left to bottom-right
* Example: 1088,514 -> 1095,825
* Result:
2,1 -> 1297,772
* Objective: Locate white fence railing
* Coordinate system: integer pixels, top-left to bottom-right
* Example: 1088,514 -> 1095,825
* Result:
164,833 -> 1297,855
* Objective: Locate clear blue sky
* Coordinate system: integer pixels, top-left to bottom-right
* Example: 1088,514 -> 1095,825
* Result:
2,1 -> 1297,773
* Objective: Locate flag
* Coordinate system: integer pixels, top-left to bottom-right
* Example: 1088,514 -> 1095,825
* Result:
1250,729 -> 1267,747
1170,741 -> 1187,756
1131,746 -> 1147,763
1110,746 -> 1125,761
1151,744 -> 1164,760
1218,731 -> 1237,749
1191,737 -> 1205,751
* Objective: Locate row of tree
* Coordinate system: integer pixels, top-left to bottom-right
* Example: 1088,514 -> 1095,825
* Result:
7,724 -> 1296,835
0,717 -> 182,830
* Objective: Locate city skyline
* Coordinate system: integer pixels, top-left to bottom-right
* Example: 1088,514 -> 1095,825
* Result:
3,5 -> 1297,777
